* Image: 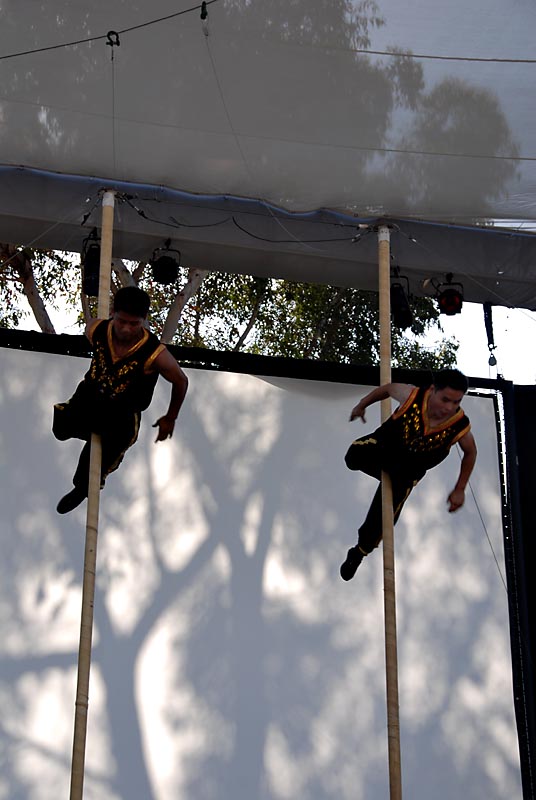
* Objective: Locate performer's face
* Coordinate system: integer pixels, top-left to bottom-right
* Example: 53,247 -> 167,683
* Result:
112,311 -> 145,344
429,386 -> 464,421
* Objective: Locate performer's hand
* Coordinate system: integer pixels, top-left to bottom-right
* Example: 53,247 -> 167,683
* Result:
447,488 -> 465,512
153,415 -> 175,442
350,402 -> 366,422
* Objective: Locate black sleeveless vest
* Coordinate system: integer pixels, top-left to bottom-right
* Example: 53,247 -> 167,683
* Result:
374,385 -> 470,477
83,320 -> 164,411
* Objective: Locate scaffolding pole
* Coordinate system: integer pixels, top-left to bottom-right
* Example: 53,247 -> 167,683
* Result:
69,189 -> 115,800
378,223 -> 402,800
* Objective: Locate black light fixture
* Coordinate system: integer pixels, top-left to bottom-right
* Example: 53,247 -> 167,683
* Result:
390,269 -> 413,329
150,239 -> 181,285
437,273 -> 464,316
81,228 -> 101,297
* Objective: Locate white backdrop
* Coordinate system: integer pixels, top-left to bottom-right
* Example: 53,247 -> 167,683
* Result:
0,347 -> 521,799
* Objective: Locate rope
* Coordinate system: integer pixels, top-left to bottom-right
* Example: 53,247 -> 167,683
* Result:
201,20 -> 325,254
461,446 -> 508,593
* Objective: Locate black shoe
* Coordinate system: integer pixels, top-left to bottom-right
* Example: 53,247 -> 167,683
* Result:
52,404 -> 71,441
340,546 -> 364,581
56,487 -> 87,514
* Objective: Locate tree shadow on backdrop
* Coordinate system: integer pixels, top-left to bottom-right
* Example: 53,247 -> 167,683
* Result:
0,348 -> 522,800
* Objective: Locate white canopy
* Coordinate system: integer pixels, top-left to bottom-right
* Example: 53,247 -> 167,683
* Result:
1,0 -> 536,307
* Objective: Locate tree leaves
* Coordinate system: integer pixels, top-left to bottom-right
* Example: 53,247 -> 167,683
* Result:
0,246 -> 457,369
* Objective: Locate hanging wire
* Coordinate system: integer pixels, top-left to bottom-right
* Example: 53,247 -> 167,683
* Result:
127,188 -> 374,229
464,465 -> 509,593
79,186 -> 377,240
310,42 -> 536,65
2,4 -> 535,65
0,191 -> 102,270
231,215 -> 372,244
0,1 -> 222,62
120,194 -> 230,229
200,8 -> 330,254
106,32 -> 120,176
81,193 -> 105,227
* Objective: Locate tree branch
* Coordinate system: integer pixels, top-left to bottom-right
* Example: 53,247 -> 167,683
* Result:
5,245 -> 56,334
81,292 -> 92,325
304,287 -> 347,358
132,261 -> 147,283
233,278 -> 269,351
160,267 -> 208,344
112,259 -> 137,287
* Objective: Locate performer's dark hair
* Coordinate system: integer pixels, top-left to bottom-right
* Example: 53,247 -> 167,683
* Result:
433,368 -> 469,393
113,286 -> 151,318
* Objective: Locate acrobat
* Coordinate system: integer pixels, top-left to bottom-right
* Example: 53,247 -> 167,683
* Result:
53,286 -> 188,514
340,369 -> 477,580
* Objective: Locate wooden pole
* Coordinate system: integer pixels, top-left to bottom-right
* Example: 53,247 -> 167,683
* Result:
70,190 -> 115,800
378,224 -> 402,800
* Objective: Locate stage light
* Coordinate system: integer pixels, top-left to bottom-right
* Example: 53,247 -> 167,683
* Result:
81,228 -> 100,297
390,269 -> 413,329
152,255 -> 179,285
437,273 -> 463,316
150,239 -> 181,285
390,282 -> 413,329
438,287 -> 463,315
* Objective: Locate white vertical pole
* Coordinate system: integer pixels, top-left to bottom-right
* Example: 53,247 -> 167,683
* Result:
378,224 -> 402,800
70,190 -> 115,800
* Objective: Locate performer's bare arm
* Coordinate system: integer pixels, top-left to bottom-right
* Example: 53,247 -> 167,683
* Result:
447,430 -> 477,512
349,383 -> 414,423
151,348 -> 189,442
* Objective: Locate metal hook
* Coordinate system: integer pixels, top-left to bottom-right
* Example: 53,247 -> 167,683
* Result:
200,2 -> 209,36
106,31 -> 121,48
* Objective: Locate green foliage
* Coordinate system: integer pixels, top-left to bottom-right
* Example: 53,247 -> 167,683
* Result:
0,270 -> 25,328
150,271 -> 458,369
1,248 -> 457,369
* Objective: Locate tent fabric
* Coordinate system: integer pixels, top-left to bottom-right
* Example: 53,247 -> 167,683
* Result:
2,165 -> 536,309
1,0 -> 536,306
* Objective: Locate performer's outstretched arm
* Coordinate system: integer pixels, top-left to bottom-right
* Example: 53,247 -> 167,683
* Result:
349,382 -> 414,422
447,431 -> 477,512
152,349 -> 189,441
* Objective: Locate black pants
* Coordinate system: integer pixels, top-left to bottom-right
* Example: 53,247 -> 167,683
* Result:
345,435 -> 420,553
53,382 -> 140,494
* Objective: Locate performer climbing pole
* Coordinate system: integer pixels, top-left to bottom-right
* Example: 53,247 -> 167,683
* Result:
339,225 -> 477,799
63,193 -> 190,798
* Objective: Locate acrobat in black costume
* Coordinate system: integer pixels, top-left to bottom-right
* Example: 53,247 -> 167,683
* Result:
53,286 -> 188,514
340,371 -> 477,580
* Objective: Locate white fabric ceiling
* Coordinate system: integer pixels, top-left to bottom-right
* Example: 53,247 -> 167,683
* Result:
1,0 -> 536,307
